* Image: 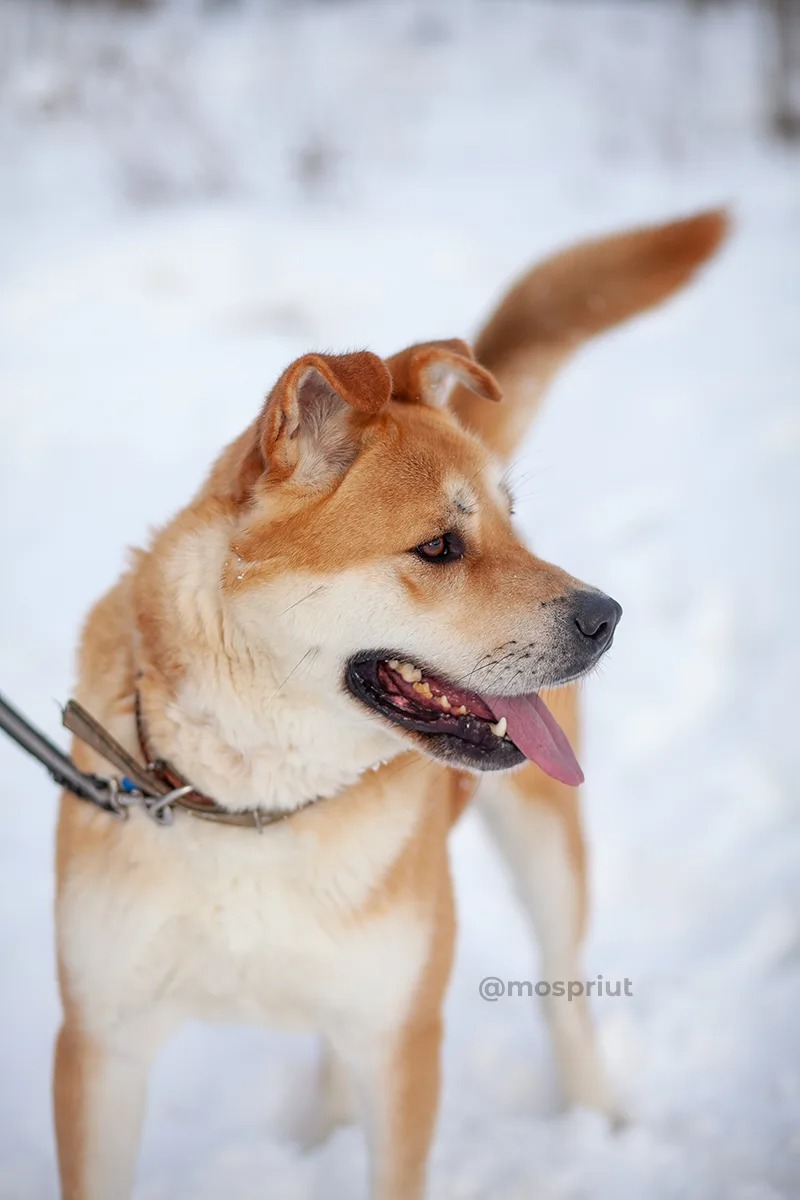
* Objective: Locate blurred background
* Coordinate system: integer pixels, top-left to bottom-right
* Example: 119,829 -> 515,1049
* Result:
1,1 -> 798,1197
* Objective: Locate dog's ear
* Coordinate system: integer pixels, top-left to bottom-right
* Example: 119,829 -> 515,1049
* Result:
386,339 -> 502,409
255,350 -> 392,486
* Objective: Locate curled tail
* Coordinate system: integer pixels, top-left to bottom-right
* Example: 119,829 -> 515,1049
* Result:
453,210 -> 729,460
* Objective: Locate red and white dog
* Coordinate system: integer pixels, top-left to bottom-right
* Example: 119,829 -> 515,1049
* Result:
54,211 -> 726,1200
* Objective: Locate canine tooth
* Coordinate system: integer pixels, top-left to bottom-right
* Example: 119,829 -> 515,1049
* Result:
490,717 -> 508,738
398,662 -> 422,683
439,695 -> 451,709
455,705 -> 468,716
413,681 -> 432,698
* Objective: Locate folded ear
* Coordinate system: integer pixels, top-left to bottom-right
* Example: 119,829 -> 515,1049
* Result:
257,350 -> 392,485
386,338 -> 502,409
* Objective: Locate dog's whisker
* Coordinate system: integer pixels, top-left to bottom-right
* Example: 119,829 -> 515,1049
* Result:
466,647 -> 519,688
263,647 -> 319,713
463,655 -> 490,687
278,585 -> 327,617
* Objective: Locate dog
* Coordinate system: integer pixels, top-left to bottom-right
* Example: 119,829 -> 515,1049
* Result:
54,210 -> 726,1200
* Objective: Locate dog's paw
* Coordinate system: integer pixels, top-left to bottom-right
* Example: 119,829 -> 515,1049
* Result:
559,1059 -> 629,1127
568,1090 -> 630,1131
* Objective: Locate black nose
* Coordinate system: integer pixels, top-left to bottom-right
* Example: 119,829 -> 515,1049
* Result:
573,591 -> 622,653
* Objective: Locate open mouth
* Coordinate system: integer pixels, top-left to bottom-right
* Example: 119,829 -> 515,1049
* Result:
345,653 -> 584,784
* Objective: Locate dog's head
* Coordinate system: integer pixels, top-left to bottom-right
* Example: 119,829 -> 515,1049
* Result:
216,341 -> 620,783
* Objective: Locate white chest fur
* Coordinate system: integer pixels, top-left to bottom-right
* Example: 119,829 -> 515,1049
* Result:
58,762 -> 433,1045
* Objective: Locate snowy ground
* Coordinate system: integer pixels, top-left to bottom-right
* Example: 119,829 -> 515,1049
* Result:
1,1 -> 799,1197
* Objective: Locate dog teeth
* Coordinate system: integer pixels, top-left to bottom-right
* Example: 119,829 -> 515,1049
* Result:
455,705 -> 468,716
388,659 -> 400,670
413,681 -> 432,698
489,717 -> 508,738
397,662 -> 422,683
438,695 -> 451,709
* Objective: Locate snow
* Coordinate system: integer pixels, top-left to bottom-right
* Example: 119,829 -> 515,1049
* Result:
0,1 -> 798,1197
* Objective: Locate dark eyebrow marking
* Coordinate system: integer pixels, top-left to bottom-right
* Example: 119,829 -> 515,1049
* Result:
450,481 -> 477,516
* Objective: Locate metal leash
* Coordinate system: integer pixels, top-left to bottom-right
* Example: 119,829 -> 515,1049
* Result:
0,691 -> 192,825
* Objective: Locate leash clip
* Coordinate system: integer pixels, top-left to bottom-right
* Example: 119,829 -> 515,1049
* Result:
141,783 -> 194,825
109,776 -> 194,825
99,776 -> 130,821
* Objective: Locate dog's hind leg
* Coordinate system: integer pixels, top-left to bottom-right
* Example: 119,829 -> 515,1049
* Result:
290,1036 -> 358,1150
476,684 -> 615,1116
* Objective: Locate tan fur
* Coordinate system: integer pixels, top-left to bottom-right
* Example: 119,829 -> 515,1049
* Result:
386,338 -> 503,409
453,209 -> 729,459
54,211 -> 726,1199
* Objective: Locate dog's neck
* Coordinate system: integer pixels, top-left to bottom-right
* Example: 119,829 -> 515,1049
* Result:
134,521 -> 402,815
139,666 -> 401,815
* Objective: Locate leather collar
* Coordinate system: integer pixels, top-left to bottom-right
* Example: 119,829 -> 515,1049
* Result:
134,692 -> 321,830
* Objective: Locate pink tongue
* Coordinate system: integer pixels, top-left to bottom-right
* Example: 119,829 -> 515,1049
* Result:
487,693 -> 584,787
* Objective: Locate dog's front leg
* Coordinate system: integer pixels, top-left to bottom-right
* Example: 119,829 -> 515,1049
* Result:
334,1014 -> 443,1200
53,1017 -> 161,1200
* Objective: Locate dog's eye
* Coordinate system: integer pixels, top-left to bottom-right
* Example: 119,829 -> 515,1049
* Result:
413,532 -> 465,563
